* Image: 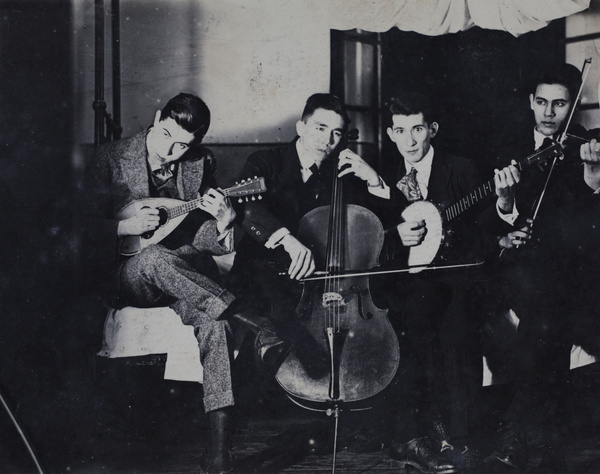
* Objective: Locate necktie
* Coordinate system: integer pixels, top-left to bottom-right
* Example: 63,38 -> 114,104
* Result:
151,164 -> 178,198
397,167 -> 423,201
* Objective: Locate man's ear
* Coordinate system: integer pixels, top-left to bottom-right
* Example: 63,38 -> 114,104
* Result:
430,122 -> 439,138
529,93 -> 535,111
386,127 -> 395,141
295,119 -> 305,137
152,110 -> 161,127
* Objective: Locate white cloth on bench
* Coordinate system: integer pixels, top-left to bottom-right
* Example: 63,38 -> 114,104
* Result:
96,254 -> 238,383
98,306 -> 204,383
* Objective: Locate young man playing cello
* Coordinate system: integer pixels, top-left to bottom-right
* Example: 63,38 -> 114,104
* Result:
228,93 -> 392,369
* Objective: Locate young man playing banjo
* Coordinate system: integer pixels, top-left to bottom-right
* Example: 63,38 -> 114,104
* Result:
353,92 -> 494,473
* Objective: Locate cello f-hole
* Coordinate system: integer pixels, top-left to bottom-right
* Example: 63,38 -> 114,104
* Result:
350,285 -> 373,320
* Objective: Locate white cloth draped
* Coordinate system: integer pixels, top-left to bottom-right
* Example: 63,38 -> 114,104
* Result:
98,307 -> 205,383
326,0 -> 590,37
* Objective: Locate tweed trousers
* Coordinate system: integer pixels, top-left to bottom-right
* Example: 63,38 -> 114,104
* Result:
119,244 -> 236,413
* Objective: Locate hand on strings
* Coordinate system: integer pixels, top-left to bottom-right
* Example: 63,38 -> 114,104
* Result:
337,149 -> 381,186
397,220 -> 426,247
499,219 -> 533,250
199,188 -> 236,233
117,205 -> 160,237
581,139 -> 600,191
494,160 -> 520,213
280,234 -> 315,280
581,138 -> 600,164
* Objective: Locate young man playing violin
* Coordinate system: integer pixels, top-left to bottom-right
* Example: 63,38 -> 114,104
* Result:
83,93 -> 242,474
482,63 -> 600,473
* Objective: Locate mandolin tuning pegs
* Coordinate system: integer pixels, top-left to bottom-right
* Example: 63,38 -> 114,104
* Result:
251,196 -> 256,201
258,195 -> 262,200
238,198 -> 243,203
241,179 -> 246,183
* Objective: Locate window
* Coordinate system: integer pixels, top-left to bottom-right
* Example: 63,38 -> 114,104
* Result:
565,4 -> 600,129
330,30 -> 382,170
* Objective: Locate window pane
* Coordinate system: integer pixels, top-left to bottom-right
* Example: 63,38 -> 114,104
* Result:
566,41 -> 600,106
344,41 -> 376,106
349,110 -> 377,143
566,2 -> 600,38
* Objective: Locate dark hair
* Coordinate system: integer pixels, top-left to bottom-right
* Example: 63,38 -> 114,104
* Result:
301,93 -> 350,128
388,92 -> 436,127
160,93 -> 211,142
531,63 -> 582,102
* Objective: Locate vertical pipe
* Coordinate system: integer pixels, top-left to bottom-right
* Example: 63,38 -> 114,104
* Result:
93,0 -> 106,146
376,34 -> 383,170
111,0 -> 122,140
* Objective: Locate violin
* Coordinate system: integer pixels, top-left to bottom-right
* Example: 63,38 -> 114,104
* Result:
274,133 -> 400,407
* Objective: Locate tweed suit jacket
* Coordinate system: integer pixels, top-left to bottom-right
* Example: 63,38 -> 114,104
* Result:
83,130 -> 229,286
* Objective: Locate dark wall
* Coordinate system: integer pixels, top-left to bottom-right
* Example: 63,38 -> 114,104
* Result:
380,22 -> 566,173
0,1 -> 80,470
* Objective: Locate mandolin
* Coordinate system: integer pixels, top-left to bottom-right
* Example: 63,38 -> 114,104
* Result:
117,177 -> 266,256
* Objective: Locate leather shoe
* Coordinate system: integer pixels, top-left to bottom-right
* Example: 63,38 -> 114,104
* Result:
444,445 -> 480,471
390,437 -> 458,473
255,322 -> 290,370
200,451 -> 233,474
484,422 -> 527,471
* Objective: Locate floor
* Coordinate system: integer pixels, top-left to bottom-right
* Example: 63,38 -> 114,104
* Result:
3,351 -> 600,474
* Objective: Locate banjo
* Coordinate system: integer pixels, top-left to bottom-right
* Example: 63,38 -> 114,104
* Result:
402,144 -> 564,272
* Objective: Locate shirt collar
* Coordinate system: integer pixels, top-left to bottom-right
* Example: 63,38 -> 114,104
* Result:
404,145 -> 434,182
296,139 -> 320,171
147,158 -> 177,175
533,127 -> 552,150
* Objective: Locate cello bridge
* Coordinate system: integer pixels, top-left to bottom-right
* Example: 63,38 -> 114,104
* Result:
322,292 -> 345,307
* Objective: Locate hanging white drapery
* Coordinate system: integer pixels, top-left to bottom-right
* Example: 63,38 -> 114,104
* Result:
325,0 -> 590,37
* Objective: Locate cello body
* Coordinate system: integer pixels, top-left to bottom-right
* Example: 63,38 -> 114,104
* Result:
274,203 -> 400,403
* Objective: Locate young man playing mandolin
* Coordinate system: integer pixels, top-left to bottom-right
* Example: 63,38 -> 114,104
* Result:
83,93 -> 242,474
481,63 -> 600,473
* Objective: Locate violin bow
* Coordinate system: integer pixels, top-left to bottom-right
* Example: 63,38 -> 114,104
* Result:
558,58 -> 592,147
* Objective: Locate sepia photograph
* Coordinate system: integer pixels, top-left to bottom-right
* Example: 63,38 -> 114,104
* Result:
1,0 -> 600,472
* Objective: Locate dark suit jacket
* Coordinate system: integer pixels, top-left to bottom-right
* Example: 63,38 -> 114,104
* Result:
234,138 -> 368,264
485,125 -> 600,324
483,123 -> 598,237
372,149 -> 488,268
82,130 -> 229,294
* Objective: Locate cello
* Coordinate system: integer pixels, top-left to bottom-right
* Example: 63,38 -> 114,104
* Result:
273,132 -> 400,468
